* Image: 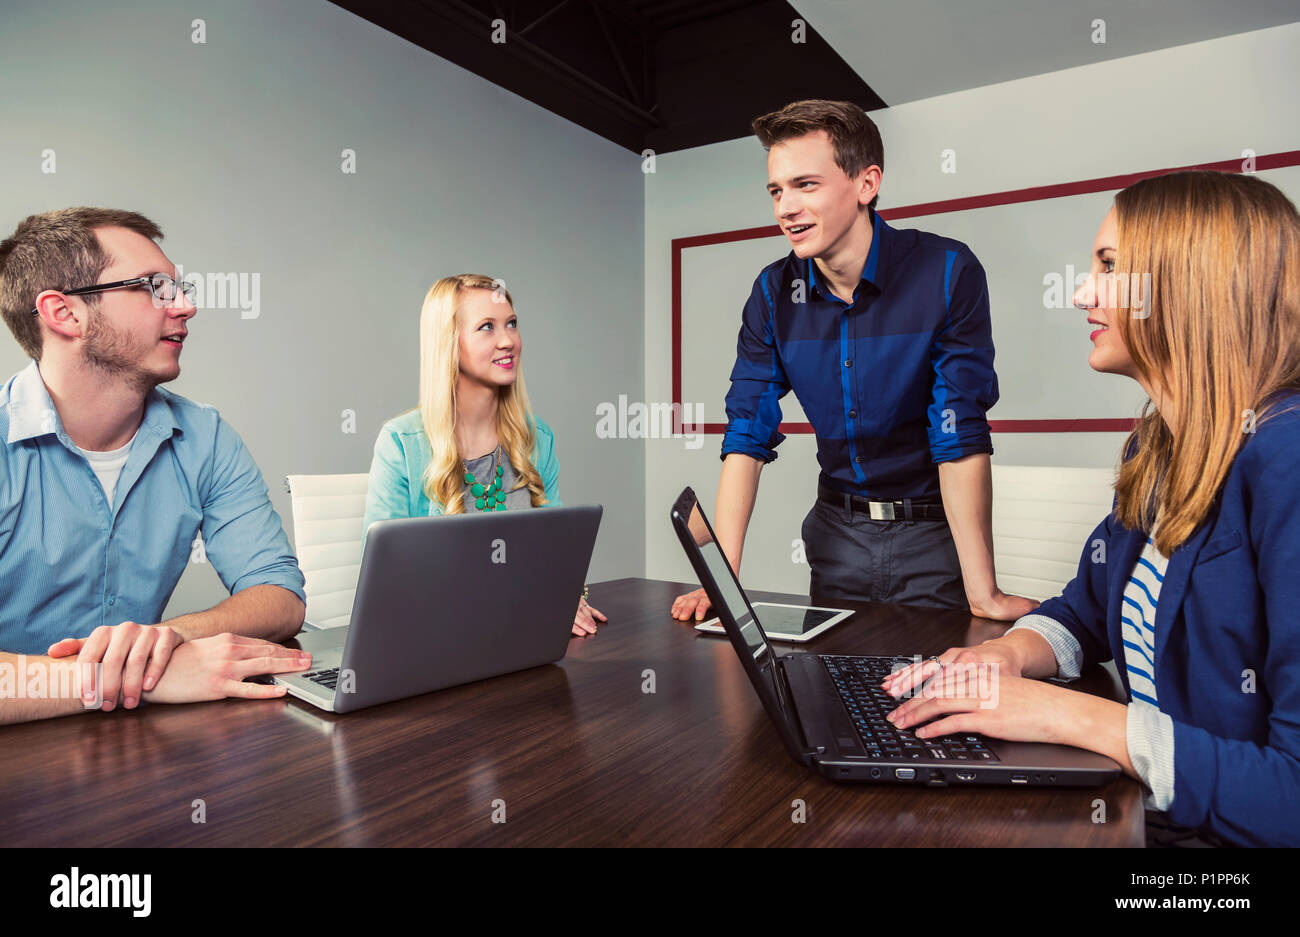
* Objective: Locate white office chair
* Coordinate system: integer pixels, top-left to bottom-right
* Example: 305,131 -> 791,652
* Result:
990,464 -> 1117,602
285,473 -> 370,630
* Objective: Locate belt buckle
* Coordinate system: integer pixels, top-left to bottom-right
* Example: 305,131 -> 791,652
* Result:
868,501 -> 895,521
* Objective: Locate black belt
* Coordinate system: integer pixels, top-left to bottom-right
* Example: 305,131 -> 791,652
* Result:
817,483 -> 946,522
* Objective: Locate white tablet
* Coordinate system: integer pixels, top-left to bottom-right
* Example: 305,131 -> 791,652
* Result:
694,602 -> 854,643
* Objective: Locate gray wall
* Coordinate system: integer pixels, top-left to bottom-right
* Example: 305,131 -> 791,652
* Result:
0,0 -> 646,616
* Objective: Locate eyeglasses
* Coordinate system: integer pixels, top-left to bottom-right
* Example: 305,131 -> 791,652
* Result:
31,273 -> 197,316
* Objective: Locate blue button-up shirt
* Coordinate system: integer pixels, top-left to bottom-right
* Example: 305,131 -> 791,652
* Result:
0,362 -> 305,655
721,210 -> 998,500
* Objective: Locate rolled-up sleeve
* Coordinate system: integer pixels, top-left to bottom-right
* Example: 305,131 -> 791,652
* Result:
1007,613 -> 1085,681
1127,700 -> 1176,811
200,418 -> 305,604
927,248 -> 998,462
721,272 -> 790,463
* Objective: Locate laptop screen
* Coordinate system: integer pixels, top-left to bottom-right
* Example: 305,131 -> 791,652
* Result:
675,489 -> 771,656
694,535 -> 766,660
670,487 -> 809,763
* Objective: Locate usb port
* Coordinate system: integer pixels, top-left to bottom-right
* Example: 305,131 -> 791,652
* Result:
955,770 -> 976,781
1011,774 -> 1028,784
894,768 -> 916,780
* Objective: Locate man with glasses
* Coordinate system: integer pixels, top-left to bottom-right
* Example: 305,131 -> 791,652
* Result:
0,207 -> 311,724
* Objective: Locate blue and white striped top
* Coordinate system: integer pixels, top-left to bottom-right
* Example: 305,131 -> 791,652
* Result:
1120,538 -> 1169,707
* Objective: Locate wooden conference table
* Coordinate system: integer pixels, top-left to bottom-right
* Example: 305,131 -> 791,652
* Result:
0,578 -> 1143,847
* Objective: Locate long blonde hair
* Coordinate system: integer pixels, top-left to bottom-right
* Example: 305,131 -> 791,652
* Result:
1112,171 -> 1300,553
418,274 -> 548,513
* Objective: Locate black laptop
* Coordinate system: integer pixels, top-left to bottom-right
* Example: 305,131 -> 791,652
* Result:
670,487 -> 1120,787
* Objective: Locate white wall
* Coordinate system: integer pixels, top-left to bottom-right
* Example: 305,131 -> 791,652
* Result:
643,22 -> 1300,595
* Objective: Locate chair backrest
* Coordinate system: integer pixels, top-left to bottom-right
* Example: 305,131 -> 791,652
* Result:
990,463 -> 1116,602
285,473 -> 370,629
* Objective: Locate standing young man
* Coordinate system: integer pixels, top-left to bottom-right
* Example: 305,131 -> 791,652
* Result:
672,100 -> 1035,621
0,207 -> 311,723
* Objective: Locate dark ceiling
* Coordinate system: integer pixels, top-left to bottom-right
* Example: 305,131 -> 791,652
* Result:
329,0 -> 885,153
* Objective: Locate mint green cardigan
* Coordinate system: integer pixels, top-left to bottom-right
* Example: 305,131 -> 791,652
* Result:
362,409 -> 561,537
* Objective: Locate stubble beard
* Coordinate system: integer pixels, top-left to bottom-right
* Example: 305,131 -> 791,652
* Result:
81,309 -> 168,394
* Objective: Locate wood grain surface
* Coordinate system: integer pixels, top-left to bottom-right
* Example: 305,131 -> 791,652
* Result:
0,578 -> 1143,846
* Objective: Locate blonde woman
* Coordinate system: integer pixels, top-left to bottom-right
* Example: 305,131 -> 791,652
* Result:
882,171 -> 1300,847
363,274 -> 606,636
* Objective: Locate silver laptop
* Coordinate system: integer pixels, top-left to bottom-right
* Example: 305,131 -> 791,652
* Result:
275,505 -> 602,712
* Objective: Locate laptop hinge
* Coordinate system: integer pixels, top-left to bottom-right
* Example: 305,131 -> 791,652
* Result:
777,655 -> 824,762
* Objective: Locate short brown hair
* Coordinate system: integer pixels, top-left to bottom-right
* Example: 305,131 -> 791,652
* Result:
0,207 -> 163,360
753,99 -> 885,209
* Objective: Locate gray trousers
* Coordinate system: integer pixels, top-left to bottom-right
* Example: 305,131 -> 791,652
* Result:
800,498 -> 967,610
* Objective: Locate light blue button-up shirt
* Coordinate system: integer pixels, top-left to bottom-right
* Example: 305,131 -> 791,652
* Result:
0,362 -> 305,655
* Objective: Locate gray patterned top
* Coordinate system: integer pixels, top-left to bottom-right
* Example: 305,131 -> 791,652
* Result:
461,447 -> 534,511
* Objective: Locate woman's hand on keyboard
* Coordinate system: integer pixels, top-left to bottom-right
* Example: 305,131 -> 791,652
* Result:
883,671 -> 1107,751
880,641 -> 1023,700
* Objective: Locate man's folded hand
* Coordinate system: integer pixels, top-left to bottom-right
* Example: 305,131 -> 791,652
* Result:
48,621 -> 183,711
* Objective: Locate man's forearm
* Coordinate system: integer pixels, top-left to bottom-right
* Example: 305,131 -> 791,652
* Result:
163,584 -> 305,643
937,452 -> 998,603
0,653 -> 93,725
714,453 -> 764,573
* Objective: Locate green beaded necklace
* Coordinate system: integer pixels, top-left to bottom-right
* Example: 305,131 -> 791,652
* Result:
463,448 -> 508,512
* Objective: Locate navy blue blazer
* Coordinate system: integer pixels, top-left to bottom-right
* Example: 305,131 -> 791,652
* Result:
1036,395 -> 1300,847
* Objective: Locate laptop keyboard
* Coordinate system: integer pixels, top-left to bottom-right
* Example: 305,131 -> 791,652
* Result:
303,668 -> 340,691
822,656 -> 999,762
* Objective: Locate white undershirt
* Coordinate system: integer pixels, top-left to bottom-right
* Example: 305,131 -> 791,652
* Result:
77,433 -> 137,504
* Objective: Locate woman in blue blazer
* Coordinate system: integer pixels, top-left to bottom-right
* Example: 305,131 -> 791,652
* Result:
881,171 -> 1300,847
363,274 -> 607,636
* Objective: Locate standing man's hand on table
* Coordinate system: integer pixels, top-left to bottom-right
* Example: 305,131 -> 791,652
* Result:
47,622 -> 183,712
670,454 -> 760,624
671,588 -> 713,622
967,590 -> 1039,622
